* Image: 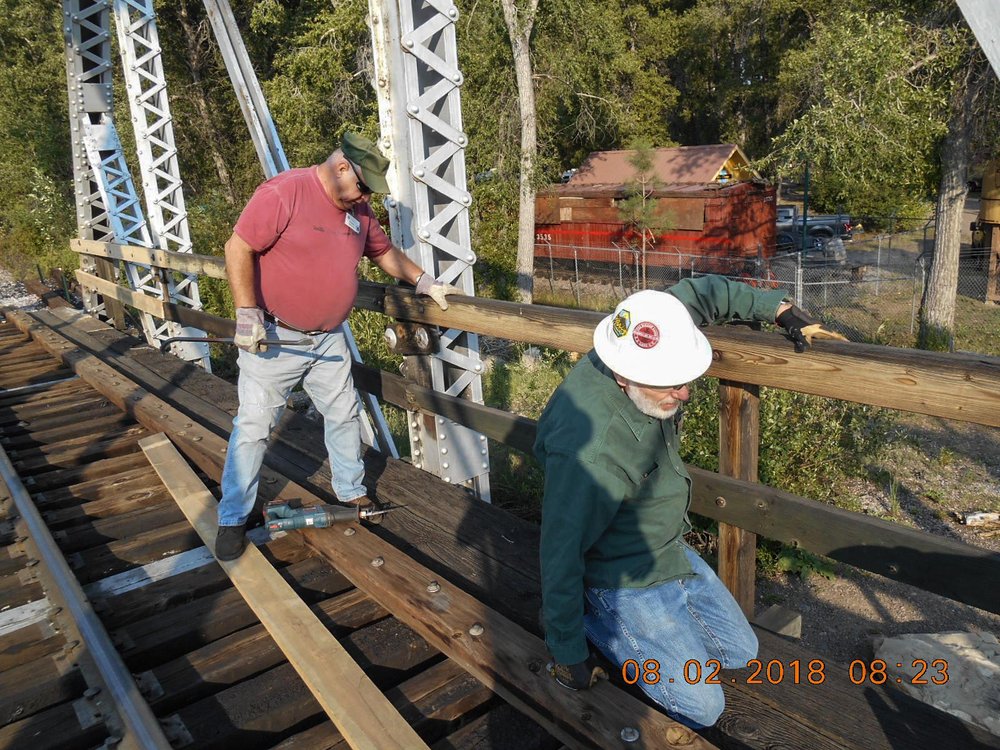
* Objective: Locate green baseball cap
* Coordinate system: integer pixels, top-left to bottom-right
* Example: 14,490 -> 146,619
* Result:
341,132 -> 391,194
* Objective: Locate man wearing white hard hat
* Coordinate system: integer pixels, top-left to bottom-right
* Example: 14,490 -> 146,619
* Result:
534,275 -> 845,727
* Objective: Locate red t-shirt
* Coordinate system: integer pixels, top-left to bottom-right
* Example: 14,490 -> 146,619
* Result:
233,166 -> 392,331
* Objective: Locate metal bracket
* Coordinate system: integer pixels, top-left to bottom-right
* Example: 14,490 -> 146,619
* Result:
384,322 -> 438,355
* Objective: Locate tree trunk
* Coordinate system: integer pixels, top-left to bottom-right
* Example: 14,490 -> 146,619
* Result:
919,80 -> 976,351
499,0 -> 539,304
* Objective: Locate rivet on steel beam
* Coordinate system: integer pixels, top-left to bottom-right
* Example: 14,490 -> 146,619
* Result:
620,727 -> 640,743
468,623 -> 484,637
403,38 -> 413,48
441,462 -> 449,469
444,477 -> 452,483
406,105 -> 419,115
448,7 -> 458,18
479,435 -> 487,441
441,448 -> 448,455
371,556 -> 384,567
426,581 -> 440,593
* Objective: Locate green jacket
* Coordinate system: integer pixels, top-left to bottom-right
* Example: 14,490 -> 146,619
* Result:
534,275 -> 786,664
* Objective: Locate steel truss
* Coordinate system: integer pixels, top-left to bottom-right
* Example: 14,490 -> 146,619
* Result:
369,0 -> 491,497
63,0 -> 210,369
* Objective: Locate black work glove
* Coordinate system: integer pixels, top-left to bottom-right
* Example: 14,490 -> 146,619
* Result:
776,305 -> 848,353
547,658 -> 608,691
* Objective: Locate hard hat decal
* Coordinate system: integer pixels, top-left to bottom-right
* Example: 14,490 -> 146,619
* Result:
632,321 -> 660,349
612,309 -> 631,338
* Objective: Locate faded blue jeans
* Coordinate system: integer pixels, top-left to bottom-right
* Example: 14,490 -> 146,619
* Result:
584,546 -> 758,728
218,322 -> 366,527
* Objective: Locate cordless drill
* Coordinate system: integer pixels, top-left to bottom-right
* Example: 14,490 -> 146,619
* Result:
264,501 -> 394,532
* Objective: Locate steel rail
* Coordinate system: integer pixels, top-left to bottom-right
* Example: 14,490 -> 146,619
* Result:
0,442 -> 173,749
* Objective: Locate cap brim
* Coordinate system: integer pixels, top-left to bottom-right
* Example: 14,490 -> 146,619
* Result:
593,314 -> 713,386
358,167 -> 390,195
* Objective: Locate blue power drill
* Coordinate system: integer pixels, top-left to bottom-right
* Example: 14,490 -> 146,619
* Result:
264,501 -> 396,532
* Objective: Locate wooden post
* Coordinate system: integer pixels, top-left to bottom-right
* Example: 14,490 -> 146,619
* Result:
717,380 -> 759,617
987,226 -> 1000,305
94,257 -> 126,330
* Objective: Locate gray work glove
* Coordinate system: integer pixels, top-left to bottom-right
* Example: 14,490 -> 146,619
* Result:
547,658 -> 608,691
234,306 -> 267,353
776,305 -> 848,353
415,273 -> 464,311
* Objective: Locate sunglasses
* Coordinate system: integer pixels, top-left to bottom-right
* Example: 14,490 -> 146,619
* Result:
349,161 -> 373,195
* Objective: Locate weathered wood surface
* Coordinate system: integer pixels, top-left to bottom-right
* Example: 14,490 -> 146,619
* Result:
142,433 -> 430,750
6,307 -> 712,750
71,239 -> 1000,425
9,306 -> 1000,749
717,381 -> 760,617
357,281 -> 1000,426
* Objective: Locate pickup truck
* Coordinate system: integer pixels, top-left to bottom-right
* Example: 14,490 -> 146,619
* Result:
775,204 -> 853,253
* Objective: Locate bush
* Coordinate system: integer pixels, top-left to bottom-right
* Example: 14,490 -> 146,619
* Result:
679,377 -> 894,504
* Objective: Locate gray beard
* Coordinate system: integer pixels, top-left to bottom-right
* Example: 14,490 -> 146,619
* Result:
623,384 -> 680,421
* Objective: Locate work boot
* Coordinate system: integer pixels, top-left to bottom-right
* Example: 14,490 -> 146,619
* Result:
215,524 -> 248,561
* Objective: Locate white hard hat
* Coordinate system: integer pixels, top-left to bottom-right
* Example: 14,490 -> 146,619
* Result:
593,290 -> 713,386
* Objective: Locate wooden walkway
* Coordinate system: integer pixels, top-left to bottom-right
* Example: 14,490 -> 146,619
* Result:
0,305 -> 996,750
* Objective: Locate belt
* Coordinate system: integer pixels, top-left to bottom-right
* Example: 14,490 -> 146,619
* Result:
263,312 -> 328,336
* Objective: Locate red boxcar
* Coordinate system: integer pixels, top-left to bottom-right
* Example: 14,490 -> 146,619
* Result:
534,181 -> 777,273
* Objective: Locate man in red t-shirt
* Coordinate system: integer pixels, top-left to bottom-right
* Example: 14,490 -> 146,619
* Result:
216,132 -> 461,560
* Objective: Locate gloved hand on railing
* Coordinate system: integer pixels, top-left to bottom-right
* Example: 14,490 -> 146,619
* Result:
234,306 -> 267,353
415,273 -> 464,311
776,305 -> 848,353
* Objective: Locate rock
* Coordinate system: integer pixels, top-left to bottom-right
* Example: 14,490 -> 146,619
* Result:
873,631 -> 1000,737
753,604 -> 802,639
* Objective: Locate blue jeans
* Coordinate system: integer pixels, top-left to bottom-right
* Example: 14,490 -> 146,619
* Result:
584,546 -> 758,728
217,322 -> 366,527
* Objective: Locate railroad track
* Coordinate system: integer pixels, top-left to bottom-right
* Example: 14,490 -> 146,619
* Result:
0,312 -> 564,750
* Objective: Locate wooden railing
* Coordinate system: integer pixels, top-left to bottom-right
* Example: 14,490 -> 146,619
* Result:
70,239 -> 1000,616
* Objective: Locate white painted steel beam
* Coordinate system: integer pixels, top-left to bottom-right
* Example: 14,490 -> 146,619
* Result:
369,0 -> 491,498
957,0 -> 1000,80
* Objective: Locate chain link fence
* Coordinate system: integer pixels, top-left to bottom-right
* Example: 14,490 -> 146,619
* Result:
534,223 -> 995,346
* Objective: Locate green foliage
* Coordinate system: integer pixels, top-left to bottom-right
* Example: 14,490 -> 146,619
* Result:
776,547 -> 836,580
0,0 -> 74,275
678,378 -> 895,503
763,9 -> 961,217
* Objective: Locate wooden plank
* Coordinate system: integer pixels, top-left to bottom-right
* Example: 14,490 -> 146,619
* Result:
144,588 -> 387,713
71,238 -> 227,280
717,381 -> 759,616
65,243 -> 1000,425
16,306 -> 1000,627
11,306 -> 997,749
74,270 -> 233,338
9,309 -> 702,749
140,433 -> 430,750
353,281 -> 1000,427
114,557 -> 354,671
